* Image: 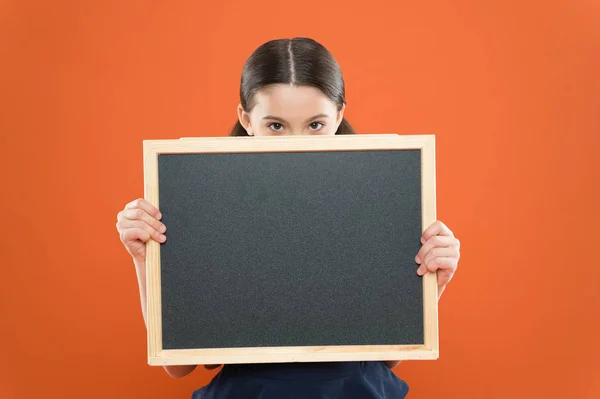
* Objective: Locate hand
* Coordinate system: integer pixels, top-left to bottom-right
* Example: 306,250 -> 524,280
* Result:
415,221 -> 460,297
116,198 -> 167,263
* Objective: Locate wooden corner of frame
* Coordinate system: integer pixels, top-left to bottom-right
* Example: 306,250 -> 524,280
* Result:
142,140 -> 152,156
423,134 -> 436,145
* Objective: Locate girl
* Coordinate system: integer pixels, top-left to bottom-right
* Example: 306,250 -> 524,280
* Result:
116,37 -> 460,398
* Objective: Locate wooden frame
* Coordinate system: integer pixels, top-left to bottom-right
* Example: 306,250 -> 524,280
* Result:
143,134 -> 438,366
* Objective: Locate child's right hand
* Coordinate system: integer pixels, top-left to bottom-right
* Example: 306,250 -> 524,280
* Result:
116,198 -> 167,263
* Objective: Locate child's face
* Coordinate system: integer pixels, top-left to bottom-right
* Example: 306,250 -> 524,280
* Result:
238,84 -> 345,136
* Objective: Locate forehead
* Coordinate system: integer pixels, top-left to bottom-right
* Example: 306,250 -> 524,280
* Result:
252,84 -> 337,117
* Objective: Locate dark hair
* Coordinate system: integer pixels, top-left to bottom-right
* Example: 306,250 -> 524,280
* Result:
230,37 -> 356,136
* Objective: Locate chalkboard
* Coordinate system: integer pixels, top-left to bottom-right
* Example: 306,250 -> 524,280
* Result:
143,134 -> 438,366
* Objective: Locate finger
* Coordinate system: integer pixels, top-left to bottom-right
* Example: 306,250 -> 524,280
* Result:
422,247 -> 458,271
415,235 -> 457,264
125,198 -> 162,220
120,208 -> 167,234
118,219 -> 166,243
120,227 -> 152,245
421,221 -> 454,244
417,256 -> 458,276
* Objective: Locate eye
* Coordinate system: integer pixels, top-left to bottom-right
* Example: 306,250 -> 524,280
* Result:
268,123 -> 284,132
308,122 -> 325,131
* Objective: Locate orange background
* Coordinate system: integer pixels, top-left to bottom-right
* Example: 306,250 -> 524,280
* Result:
1,1 -> 599,398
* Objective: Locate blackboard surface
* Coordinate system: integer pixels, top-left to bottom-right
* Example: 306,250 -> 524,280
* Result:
158,150 -> 423,350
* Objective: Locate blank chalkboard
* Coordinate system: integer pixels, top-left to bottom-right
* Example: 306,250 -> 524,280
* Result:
143,134 -> 438,366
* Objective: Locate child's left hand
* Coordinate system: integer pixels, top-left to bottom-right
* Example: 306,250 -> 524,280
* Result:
415,221 -> 460,298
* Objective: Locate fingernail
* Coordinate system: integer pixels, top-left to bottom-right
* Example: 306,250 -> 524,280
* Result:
160,234 -> 166,242
421,236 -> 426,244
157,212 -> 162,219
160,224 -> 167,233
417,267 -> 423,276
415,255 -> 421,263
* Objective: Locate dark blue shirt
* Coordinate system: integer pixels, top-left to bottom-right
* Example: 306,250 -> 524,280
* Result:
192,361 -> 409,398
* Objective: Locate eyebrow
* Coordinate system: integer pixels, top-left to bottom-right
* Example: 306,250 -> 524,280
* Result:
262,113 -> 329,123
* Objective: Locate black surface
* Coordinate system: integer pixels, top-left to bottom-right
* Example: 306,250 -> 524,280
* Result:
158,150 -> 423,350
